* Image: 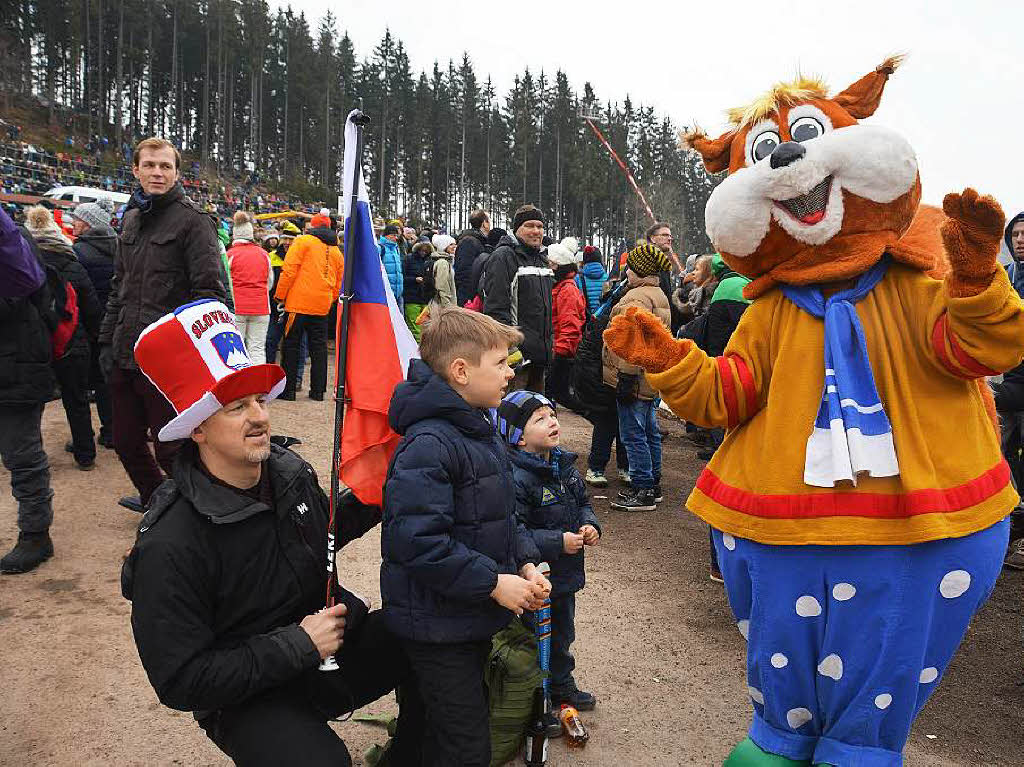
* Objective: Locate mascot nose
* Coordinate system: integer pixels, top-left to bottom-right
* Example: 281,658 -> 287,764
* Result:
770,141 -> 806,169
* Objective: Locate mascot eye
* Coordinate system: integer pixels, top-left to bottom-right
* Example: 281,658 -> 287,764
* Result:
750,130 -> 780,163
790,116 -> 825,143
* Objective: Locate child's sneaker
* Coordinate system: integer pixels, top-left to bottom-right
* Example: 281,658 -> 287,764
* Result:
610,489 -> 656,512
584,469 -> 608,487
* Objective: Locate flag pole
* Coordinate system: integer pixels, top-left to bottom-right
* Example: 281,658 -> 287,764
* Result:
320,109 -> 371,672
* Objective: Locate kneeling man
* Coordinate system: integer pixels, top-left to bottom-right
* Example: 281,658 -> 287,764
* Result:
122,299 -> 423,766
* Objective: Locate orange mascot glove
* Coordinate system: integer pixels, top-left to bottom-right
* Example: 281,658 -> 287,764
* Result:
603,306 -> 693,374
941,188 -> 1005,298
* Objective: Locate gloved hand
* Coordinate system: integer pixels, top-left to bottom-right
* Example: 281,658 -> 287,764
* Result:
604,306 -> 693,373
616,373 -> 639,404
98,344 -> 115,382
941,187 -> 1005,297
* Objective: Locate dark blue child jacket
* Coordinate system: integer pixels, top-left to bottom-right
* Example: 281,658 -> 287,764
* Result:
381,359 -> 541,643
509,447 -> 600,597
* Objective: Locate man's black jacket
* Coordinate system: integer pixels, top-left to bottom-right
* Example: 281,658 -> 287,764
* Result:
122,442 -> 379,713
453,228 -> 486,306
483,234 -> 553,369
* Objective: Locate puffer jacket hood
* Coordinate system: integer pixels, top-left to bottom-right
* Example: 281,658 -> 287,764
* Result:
1005,212 -> 1024,260
576,261 -> 608,313
77,225 -> 117,257
388,359 -> 495,440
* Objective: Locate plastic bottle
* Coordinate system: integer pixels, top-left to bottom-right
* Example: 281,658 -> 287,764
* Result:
559,704 -> 589,748
524,686 -> 548,765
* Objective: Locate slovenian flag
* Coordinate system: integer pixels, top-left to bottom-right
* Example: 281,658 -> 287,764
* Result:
336,109 -> 419,506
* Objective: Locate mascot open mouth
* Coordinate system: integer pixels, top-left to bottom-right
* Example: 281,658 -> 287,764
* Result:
775,177 -> 833,225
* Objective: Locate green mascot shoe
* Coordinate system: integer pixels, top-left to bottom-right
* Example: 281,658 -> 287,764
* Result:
724,738 -> 813,766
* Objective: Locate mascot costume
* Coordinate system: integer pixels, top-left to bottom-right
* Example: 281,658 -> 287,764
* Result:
604,57 -> 1024,766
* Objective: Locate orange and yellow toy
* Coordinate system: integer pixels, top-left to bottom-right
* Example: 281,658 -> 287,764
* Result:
605,58 -> 1024,766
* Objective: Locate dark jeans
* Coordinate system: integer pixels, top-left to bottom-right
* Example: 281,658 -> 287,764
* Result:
0,404 -> 53,533
202,611 -> 425,767
266,313 -> 308,384
402,637 -> 492,767
109,366 -> 183,504
524,592 -> 578,691
283,313 -> 327,397
511,362 -> 546,394
54,352 -> 95,464
587,407 -> 628,474
617,399 -> 662,488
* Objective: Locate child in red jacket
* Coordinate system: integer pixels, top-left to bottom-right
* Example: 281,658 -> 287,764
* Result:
547,242 -> 586,408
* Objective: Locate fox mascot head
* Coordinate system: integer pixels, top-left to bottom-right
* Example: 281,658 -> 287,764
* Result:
685,56 -> 945,296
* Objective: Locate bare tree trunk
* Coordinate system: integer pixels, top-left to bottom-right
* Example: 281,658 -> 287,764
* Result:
115,0 -> 124,148
282,32 -> 289,178
97,0 -> 104,134
202,0 -> 211,163
146,0 -> 153,134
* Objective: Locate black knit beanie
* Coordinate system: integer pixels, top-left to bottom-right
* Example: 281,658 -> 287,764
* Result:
511,206 -> 545,233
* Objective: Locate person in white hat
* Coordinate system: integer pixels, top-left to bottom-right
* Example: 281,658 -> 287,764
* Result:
124,298 -> 427,764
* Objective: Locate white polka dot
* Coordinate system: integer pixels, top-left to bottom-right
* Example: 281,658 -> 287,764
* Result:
723,533 -> 736,551
832,583 -> 856,601
919,667 -> 939,684
795,595 -> 822,617
771,652 -> 789,669
874,693 -> 893,710
748,686 -> 764,705
786,707 -> 813,729
737,619 -> 750,640
939,570 -> 971,599
817,654 -> 844,681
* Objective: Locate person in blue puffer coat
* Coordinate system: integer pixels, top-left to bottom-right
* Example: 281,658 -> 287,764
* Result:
575,245 -> 608,313
381,309 -> 549,765
378,224 -> 404,308
497,390 -> 601,712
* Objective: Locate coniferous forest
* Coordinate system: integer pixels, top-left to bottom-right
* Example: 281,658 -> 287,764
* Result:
2,0 -> 722,252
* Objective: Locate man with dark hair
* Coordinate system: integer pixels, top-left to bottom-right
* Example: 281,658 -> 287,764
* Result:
645,221 -> 683,332
99,137 -> 227,514
484,205 -> 553,391
454,209 -> 491,306
124,302 -> 425,765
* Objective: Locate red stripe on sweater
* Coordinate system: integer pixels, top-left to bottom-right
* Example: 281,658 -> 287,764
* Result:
717,355 -> 739,428
728,353 -> 759,421
940,313 -> 999,378
695,461 -> 1010,519
930,314 -> 972,379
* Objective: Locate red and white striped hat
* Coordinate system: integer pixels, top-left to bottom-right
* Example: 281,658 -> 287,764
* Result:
134,299 -> 286,441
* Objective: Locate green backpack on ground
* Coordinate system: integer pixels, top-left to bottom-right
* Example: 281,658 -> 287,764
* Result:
487,618 -> 544,767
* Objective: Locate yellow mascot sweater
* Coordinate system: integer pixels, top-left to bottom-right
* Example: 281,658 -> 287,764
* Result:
649,263 -> 1024,546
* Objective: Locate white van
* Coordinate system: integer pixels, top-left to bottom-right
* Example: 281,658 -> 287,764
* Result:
44,186 -> 130,207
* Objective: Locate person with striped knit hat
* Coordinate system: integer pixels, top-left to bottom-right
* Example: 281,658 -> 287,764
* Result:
603,244 -> 672,511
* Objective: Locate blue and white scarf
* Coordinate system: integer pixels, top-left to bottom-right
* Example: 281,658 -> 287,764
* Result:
782,257 -> 899,488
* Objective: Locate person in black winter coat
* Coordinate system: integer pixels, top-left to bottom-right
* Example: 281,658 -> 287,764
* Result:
0,226 -> 57,574
497,391 -> 600,711
70,202 -> 118,448
401,240 -> 433,340
123,389 -> 426,765
382,309 -> 549,766
453,209 -> 491,305
484,205 -> 553,391
25,205 -> 102,469
467,227 -> 506,306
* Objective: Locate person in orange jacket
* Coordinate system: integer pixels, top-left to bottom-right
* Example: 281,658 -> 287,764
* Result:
273,213 -> 343,401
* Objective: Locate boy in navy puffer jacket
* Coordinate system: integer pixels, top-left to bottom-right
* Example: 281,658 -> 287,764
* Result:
382,307 -> 550,766
496,390 -> 602,712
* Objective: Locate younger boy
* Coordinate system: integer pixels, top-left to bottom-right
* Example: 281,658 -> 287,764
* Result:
496,390 -> 601,711
381,307 -> 551,766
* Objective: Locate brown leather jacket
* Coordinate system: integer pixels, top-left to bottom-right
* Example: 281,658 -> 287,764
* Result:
99,184 -> 226,369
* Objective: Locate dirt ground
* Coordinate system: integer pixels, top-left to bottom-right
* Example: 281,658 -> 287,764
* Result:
2,394 -> 1022,766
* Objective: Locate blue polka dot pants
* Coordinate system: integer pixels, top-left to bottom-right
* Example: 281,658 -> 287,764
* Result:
712,518 -> 1009,767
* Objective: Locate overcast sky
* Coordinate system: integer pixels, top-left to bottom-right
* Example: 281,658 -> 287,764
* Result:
284,0 -> 1019,214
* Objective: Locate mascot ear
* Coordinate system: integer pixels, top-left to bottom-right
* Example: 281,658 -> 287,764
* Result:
833,54 -> 904,119
681,128 -> 735,174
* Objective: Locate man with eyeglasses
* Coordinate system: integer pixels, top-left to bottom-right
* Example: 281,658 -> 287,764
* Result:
645,222 -> 684,333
